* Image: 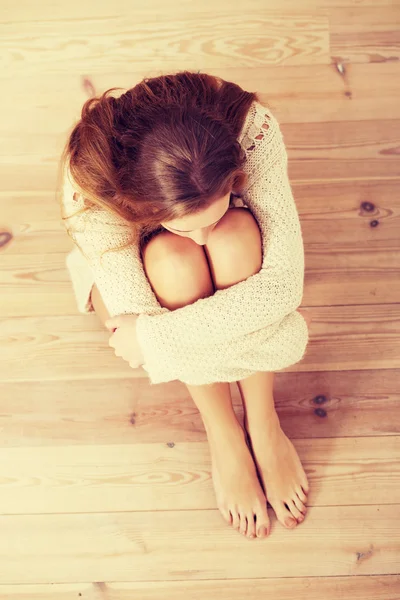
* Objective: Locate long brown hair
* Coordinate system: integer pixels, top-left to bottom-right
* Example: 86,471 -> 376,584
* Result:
58,70 -> 260,255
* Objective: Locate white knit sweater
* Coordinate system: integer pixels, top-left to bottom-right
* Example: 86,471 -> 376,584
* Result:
62,100 -> 309,385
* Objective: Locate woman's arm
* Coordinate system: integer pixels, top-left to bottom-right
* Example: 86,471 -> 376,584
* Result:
61,165 -> 170,320
135,107 -> 306,371
61,104 -> 307,385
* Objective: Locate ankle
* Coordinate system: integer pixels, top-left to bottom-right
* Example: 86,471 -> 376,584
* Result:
203,414 -> 244,444
246,407 -> 281,436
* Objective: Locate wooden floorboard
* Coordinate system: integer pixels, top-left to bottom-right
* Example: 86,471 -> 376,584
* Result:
0,369 -> 400,448
0,436 -> 398,514
2,175 -> 400,316
0,506 -> 398,583
1,305 -> 399,382
2,245 -> 398,316
1,576 -> 399,600
330,5 -> 400,63
1,0 -> 399,595
1,179 -> 399,255
0,64 -> 400,156
0,370 -> 398,447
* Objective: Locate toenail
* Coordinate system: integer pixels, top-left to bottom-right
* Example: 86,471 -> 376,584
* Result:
257,526 -> 267,537
286,518 -> 296,527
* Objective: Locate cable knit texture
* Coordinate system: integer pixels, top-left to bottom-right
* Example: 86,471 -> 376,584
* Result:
62,100 -> 309,385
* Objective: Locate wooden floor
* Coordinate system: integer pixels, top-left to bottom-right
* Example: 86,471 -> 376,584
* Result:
0,0 -> 400,598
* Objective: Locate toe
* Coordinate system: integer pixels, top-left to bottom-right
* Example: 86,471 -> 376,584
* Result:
220,506 -> 232,525
255,504 -> 270,538
293,494 -> 307,516
286,499 -> 304,523
230,509 -> 240,530
296,486 -> 307,503
301,479 -> 310,496
276,503 -> 297,529
246,513 -> 256,539
239,513 -> 248,536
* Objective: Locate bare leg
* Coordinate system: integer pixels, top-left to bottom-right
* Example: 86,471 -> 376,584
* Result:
237,371 -> 309,530
91,282 -> 264,536
141,229 -> 270,539
202,206 -> 310,532
186,380 -> 270,539
91,209 -> 274,539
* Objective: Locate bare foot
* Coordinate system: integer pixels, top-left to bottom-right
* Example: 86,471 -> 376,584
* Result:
245,411 -> 309,530
205,420 -> 270,539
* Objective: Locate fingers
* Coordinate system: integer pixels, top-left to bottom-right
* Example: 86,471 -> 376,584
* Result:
105,314 -> 139,331
108,337 -> 141,367
105,317 -> 121,331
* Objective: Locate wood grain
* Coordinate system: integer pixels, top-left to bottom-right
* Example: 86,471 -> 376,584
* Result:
330,6 -> 400,63
1,64 -> 400,153
284,120 -> 400,181
1,576 -> 399,600
0,436 -> 398,515
1,12 -> 329,75
0,370 -> 398,447
1,305 -> 399,382
1,175 -> 399,317
0,506 -> 398,584
2,246 -> 398,316
1,180 -> 397,255
1,0 -> 399,593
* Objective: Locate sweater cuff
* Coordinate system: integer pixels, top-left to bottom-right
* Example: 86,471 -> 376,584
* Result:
135,313 -> 180,385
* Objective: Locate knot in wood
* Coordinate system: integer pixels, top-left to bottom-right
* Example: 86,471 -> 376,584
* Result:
361,202 -> 375,212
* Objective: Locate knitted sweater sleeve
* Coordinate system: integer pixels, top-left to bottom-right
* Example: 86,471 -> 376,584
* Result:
135,105 -> 306,380
61,102 -> 307,385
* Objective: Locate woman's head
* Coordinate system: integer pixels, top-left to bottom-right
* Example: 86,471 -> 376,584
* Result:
161,189 -> 231,245
59,70 -> 259,251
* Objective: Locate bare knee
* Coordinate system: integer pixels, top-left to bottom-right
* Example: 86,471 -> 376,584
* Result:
142,231 -> 214,310
205,207 -> 263,289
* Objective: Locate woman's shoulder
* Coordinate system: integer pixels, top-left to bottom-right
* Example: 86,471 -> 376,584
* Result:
238,100 -> 281,153
238,100 -> 285,174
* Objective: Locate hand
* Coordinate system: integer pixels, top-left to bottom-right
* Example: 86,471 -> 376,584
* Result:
105,314 -> 145,369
